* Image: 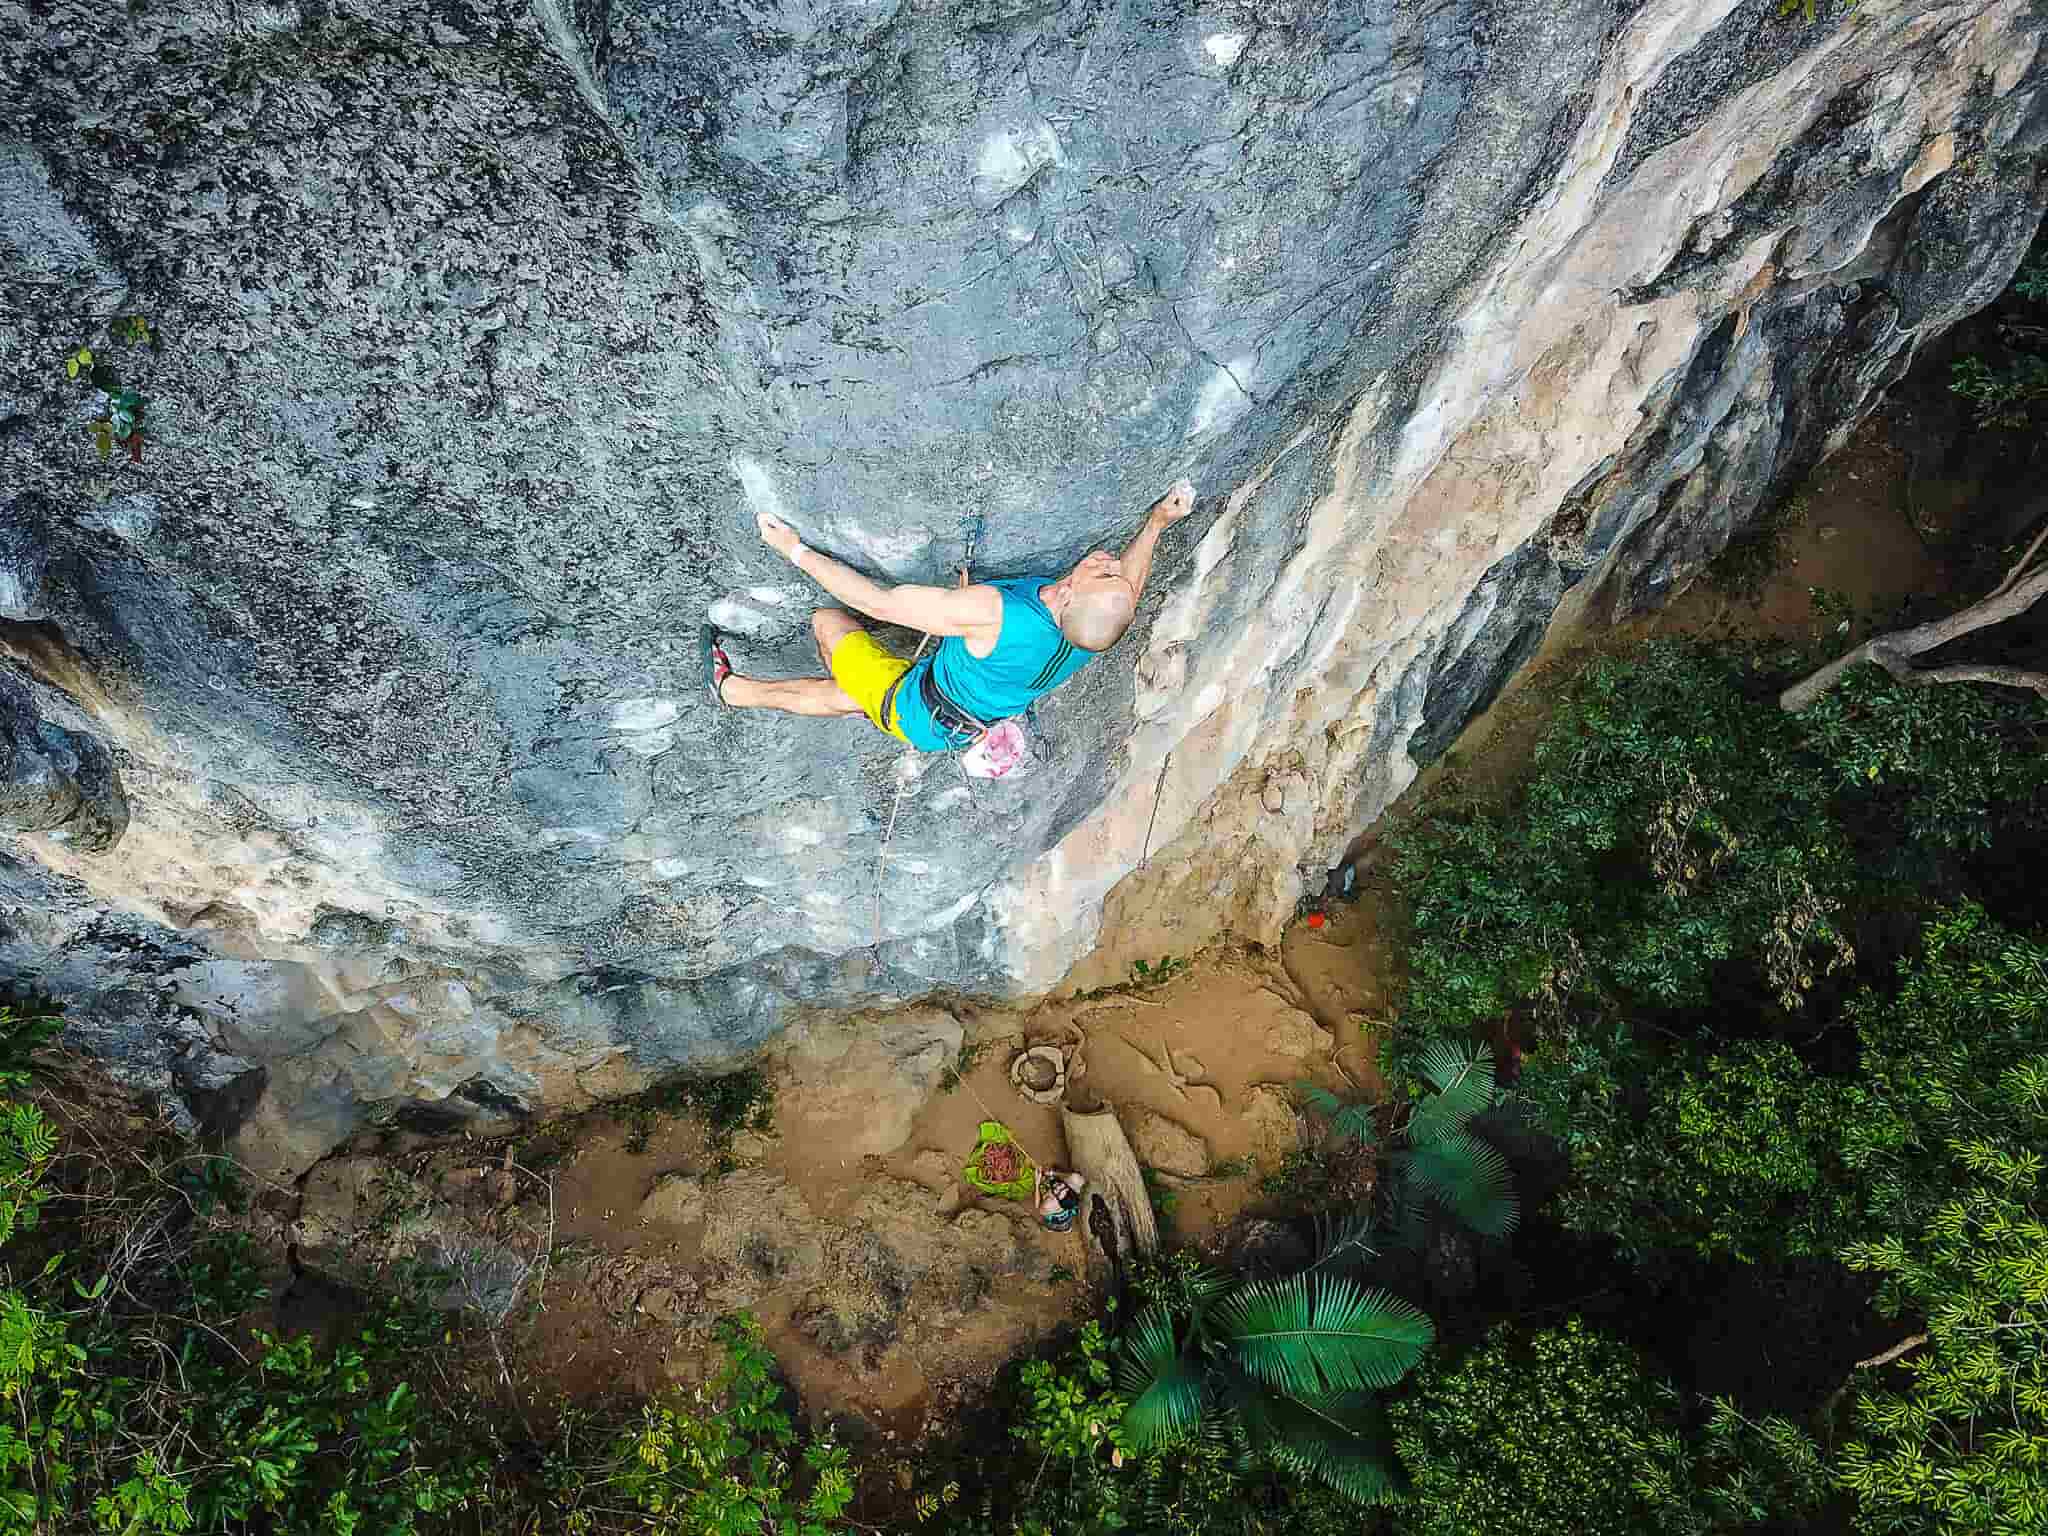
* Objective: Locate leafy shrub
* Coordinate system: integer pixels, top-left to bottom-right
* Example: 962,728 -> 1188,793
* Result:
553,1315 -> 852,1535
1388,1042 -> 1518,1241
1392,643 -> 1854,1060
1950,352 -> 2048,430
1526,905 -> 2048,1264
1798,661 -> 2048,854
1388,1318 -> 1683,1536
1117,1228 -> 1432,1505
1835,1117 -> 2048,1536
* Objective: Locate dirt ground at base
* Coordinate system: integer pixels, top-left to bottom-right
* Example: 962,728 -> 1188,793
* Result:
285,407 -> 1968,1451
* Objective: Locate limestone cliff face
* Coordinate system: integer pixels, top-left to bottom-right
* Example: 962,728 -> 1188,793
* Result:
0,0 -> 2041,1174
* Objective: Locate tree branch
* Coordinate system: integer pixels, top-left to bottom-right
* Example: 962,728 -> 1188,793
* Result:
1780,558 -> 2048,712
1855,1333 -> 1928,1372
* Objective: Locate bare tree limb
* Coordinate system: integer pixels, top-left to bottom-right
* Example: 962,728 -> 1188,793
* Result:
1780,557 -> 2048,712
1855,1333 -> 1929,1372
1991,521 -> 2048,601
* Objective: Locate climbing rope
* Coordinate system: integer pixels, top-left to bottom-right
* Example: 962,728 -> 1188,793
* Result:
872,518 -> 986,950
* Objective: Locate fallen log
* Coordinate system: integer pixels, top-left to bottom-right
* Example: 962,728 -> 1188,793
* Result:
1060,1102 -> 1158,1277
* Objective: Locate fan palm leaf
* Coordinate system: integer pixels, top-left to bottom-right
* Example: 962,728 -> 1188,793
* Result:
1305,1209 -> 1378,1276
1407,1040 -> 1496,1145
1329,1101 -> 1377,1147
1233,1382 -> 1403,1505
1114,1306 -> 1207,1448
1211,1274 -> 1432,1396
1403,1130 -> 1520,1236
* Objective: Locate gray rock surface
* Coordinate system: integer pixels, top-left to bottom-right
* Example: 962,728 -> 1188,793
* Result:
0,0 -> 2042,1173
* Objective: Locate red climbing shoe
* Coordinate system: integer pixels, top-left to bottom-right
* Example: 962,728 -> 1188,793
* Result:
701,625 -> 733,706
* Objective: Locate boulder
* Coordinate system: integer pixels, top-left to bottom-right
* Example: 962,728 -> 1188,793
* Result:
638,1172 -> 706,1228
1129,1110 -> 1210,1179
780,1007 -> 964,1159
1240,1087 -> 1301,1165
1262,1009 -> 1333,1061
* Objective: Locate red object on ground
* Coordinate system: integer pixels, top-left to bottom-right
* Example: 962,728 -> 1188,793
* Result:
1306,911 -> 1326,929
979,1143 -> 1019,1183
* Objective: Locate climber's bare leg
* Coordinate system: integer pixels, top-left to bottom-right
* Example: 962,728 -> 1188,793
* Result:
721,674 -> 865,717
811,608 -> 863,669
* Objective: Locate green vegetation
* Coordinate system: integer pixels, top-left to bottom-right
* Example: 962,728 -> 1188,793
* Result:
1115,1246 -> 1431,1503
1297,1082 -> 1376,1147
551,1316 -> 853,1536
1705,492 -> 1808,604
620,1066 -> 774,1166
1377,620 -> 2048,1533
61,313 -> 158,463
938,1039 -> 991,1094
1389,1317 -> 1686,1536
1386,1042 -> 1519,1241
1129,954 -> 1189,988
1950,251 -> 2048,429
1950,352 -> 2048,430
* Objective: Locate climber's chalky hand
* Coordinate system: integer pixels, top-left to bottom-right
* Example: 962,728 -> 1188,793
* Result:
757,511 -> 804,562
1153,478 -> 1197,526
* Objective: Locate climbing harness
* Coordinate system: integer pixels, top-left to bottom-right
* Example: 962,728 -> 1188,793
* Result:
870,545 -> 1032,945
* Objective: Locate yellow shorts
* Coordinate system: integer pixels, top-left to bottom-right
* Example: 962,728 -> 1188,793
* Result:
828,630 -> 911,743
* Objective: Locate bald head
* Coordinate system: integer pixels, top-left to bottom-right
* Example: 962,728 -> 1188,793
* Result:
1060,585 -> 1135,651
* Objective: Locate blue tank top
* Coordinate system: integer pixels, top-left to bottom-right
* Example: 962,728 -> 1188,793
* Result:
893,578 -> 1096,750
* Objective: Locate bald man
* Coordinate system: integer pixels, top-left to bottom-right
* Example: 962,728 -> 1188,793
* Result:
708,480 -> 1196,751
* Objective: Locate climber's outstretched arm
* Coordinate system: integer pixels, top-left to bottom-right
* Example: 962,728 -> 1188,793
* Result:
1116,479 -> 1197,600
757,513 -> 1000,638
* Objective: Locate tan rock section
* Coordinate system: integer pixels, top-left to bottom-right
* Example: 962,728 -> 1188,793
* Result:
1128,1109 -> 1211,1178
776,1005 -> 965,1160
1240,1086 -> 1302,1165
695,1170 -> 831,1309
1261,1008 -> 1333,1062
638,1171 -> 707,1228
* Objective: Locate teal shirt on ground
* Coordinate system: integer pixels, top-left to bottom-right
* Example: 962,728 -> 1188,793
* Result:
894,578 -> 1096,750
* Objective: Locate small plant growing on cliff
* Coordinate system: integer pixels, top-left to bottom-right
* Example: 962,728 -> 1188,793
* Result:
61,315 -> 158,464
1130,955 -> 1188,989
1777,0 -> 1858,21
939,1039 -> 990,1093
622,1066 -> 774,1166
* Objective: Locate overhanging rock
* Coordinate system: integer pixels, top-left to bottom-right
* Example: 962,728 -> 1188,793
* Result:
0,0 -> 2041,1174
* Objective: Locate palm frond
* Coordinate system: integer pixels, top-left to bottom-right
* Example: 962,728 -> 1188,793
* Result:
1404,1130 -> 1520,1236
1388,1179 -> 1431,1252
1409,1041 -> 1496,1142
1305,1209 -> 1378,1276
1213,1274 -> 1432,1395
1329,1101 -> 1377,1147
1115,1306 -> 1206,1448
1298,1081 -> 1343,1118
1235,1383 -> 1404,1506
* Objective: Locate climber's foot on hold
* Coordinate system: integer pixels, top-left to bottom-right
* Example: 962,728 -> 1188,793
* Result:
702,626 -> 734,706
1150,478 -> 1195,523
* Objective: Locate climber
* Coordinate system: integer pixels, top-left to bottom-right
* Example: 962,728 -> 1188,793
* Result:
705,480 -> 1197,750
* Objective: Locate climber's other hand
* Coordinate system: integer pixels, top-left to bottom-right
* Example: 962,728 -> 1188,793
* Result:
1152,478 -> 1196,526
757,512 -> 803,561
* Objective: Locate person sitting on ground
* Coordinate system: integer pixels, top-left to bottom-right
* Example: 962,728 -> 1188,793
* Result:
705,481 -> 1197,751
1038,1169 -> 1087,1232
